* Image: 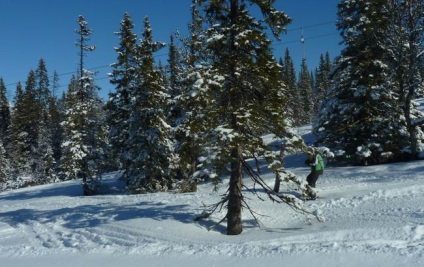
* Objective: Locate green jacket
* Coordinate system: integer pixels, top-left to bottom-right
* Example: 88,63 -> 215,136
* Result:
306,153 -> 325,172
315,153 -> 325,171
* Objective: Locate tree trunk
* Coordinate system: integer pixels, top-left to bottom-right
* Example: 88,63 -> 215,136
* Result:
227,145 -> 243,235
274,145 -> 285,193
405,98 -> 418,159
273,172 -> 281,193
226,0 -> 243,236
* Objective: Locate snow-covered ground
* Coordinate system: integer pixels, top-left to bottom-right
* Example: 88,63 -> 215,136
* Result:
1,137 -> 424,266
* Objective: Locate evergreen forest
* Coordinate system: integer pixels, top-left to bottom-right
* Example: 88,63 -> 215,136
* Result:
0,0 -> 422,235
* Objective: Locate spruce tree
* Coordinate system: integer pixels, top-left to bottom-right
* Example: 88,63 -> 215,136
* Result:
125,16 -> 175,193
49,93 -> 64,166
298,58 -> 313,124
35,119 -> 57,184
33,58 -> 57,184
185,0 -> 318,235
386,0 -> 424,158
107,12 -> 138,175
10,79 -> 34,176
313,52 -> 332,116
174,2 -> 208,187
314,0 -> 407,164
167,34 -> 184,127
0,78 -> 11,187
61,15 -> 106,195
35,58 -> 51,110
281,48 -> 300,126
0,78 -> 11,146
49,71 -> 64,165
0,141 -> 10,190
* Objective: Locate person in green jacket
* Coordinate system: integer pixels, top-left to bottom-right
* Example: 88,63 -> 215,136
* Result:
305,149 -> 325,189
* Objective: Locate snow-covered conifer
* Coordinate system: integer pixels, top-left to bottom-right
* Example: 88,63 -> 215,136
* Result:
298,59 -> 313,124
313,52 -> 332,116
183,0 -> 320,235
107,12 -> 139,174
386,0 -> 424,158
125,17 -> 175,193
0,141 -> 10,190
61,16 -> 106,195
281,49 -> 300,125
314,0 -> 409,164
0,78 -> 11,145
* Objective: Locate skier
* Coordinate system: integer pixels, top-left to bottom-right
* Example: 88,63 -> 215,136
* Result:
305,148 -> 325,199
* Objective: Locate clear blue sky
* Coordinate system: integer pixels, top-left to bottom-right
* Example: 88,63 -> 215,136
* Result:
0,0 -> 342,100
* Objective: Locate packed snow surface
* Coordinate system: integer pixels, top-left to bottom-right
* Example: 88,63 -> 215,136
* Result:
1,142 -> 423,266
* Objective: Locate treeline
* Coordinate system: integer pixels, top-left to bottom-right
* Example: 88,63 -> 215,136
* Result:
0,11 -> 331,193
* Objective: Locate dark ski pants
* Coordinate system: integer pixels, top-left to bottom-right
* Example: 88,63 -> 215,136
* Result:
306,170 -> 322,188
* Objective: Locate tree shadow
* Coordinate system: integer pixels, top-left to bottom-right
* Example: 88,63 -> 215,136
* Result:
0,181 -> 83,201
0,173 -> 126,201
0,200 -> 196,230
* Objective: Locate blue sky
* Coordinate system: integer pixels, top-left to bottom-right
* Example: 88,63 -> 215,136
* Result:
0,0 -> 342,100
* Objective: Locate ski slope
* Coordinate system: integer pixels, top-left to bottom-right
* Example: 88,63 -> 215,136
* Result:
1,149 -> 423,266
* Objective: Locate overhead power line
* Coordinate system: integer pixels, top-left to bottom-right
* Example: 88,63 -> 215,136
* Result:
286,21 -> 336,32
4,20 -> 339,92
274,32 -> 339,46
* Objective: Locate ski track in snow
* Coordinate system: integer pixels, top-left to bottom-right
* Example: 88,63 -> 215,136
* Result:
0,162 -> 424,265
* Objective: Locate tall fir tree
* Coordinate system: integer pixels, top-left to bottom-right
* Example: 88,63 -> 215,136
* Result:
281,48 -> 300,126
166,33 -> 185,127
49,100 -> 64,168
0,78 -> 11,147
174,1 -> 208,186
298,58 -> 313,124
10,77 -> 36,176
48,75 -> 64,166
61,15 -> 106,195
35,58 -> 51,110
184,0 -> 317,235
386,0 -> 424,158
33,58 -> 57,184
23,70 -> 40,171
107,12 -> 139,175
125,16 -> 175,193
314,0 -> 409,164
0,79 -> 11,189
313,52 -> 332,116
0,141 -> 10,190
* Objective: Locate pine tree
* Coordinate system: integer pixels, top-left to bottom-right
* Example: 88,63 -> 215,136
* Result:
0,78 -> 11,188
0,78 -> 11,146
0,141 -> 10,190
298,58 -> 313,124
386,0 -> 424,159
313,52 -> 332,116
165,33 -> 196,188
167,34 -> 184,127
185,0 -> 319,235
35,58 -> 51,110
314,0 -> 407,164
281,48 -> 300,125
49,94 -> 64,166
125,16 -> 175,193
24,70 -> 41,172
10,78 -> 35,176
107,12 -> 139,175
35,118 -> 57,184
173,2 -> 208,187
61,15 -> 106,195
32,58 -> 57,184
